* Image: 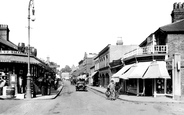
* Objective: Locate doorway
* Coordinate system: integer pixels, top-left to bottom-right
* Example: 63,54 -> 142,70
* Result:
145,79 -> 153,96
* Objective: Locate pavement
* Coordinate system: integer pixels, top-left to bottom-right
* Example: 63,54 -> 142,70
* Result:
2,83 -> 184,103
88,85 -> 184,104
0,85 -> 64,100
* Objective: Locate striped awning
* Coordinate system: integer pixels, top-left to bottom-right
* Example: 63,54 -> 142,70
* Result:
128,62 -> 151,79
112,64 -> 132,78
119,64 -> 136,79
119,61 -> 170,79
143,61 -> 170,79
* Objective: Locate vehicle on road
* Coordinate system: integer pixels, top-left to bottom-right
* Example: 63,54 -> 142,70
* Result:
76,79 -> 87,91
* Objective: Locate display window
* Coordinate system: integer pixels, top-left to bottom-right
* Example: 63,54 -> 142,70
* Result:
156,78 -> 164,94
127,79 -> 137,94
166,70 -> 172,94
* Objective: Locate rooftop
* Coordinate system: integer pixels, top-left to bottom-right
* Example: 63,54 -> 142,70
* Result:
158,19 -> 184,33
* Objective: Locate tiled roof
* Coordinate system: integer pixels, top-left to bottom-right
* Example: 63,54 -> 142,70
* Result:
159,19 -> 184,33
140,19 -> 184,46
0,38 -> 17,50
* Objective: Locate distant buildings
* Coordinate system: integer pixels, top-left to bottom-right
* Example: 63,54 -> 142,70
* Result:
70,39 -> 138,86
61,72 -> 70,80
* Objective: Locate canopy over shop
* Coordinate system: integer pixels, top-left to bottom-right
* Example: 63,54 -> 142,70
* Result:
111,61 -> 171,97
0,52 -> 56,97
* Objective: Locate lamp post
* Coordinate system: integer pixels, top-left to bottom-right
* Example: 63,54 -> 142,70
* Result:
26,0 -> 35,99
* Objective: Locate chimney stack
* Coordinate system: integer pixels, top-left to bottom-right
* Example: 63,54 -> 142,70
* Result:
171,2 -> 184,23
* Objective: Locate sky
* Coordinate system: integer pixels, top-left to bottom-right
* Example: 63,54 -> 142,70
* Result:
0,0 -> 183,69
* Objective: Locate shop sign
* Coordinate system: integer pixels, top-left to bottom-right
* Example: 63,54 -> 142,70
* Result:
10,74 -> 17,84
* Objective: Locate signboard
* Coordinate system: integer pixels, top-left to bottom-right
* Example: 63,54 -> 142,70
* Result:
10,74 -> 17,84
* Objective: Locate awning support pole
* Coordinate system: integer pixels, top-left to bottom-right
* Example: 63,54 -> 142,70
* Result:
172,59 -> 175,99
137,79 -> 139,96
154,79 -> 156,98
164,78 -> 167,95
143,79 -> 145,95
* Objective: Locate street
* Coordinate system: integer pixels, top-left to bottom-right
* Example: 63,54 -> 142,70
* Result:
0,81 -> 184,115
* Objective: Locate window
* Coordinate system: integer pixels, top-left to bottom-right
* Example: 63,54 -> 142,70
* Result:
156,79 -> 164,94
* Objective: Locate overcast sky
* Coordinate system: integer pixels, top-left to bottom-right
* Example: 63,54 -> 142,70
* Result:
0,0 -> 183,68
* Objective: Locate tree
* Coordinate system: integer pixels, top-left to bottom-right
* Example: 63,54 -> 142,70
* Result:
61,65 -> 72,73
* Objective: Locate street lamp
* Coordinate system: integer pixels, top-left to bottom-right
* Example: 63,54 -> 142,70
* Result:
26,0 -> 35,99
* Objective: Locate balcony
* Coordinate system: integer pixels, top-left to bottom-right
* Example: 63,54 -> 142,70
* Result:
123,45 -> 168,59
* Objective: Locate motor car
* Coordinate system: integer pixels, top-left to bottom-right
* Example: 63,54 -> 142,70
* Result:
76,79 -> 87,91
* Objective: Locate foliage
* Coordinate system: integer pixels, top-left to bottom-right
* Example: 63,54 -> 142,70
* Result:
61,65 -> 72,73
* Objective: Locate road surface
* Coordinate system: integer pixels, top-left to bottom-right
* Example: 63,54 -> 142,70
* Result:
0,80 -> 184,115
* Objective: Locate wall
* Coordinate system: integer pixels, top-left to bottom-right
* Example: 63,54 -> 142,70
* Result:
94,57 -> 99,71
167,34 -> 184,96
167,34 -> 184,59
99,49 -> 109,69
109,45 -> 138,62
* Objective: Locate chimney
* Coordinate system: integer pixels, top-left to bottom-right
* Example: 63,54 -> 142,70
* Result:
116,37 -> 123,45
171,2 -> 184,23
47,56 -> 50,63
0,24 -> 10,41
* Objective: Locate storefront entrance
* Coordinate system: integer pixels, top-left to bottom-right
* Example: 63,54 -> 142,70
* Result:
145,79 -> 153,96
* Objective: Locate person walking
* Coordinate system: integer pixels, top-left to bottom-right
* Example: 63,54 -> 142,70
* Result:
107,80 -> 115,100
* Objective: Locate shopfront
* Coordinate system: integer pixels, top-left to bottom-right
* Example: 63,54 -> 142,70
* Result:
114,61 -> 171,97
0,51 -> 55,98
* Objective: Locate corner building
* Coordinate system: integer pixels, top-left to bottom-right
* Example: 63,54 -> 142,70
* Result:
114,2 -> 184,100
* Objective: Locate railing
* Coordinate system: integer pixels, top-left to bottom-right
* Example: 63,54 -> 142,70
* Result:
123,45 -> 168,59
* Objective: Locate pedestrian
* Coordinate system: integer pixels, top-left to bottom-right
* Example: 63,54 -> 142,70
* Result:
107,80 -> 115,100
115,82 -> 122,99
0,77 -> 6,95
105,86 -> 110,99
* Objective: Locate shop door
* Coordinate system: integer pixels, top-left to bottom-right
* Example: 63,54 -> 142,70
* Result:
145,79 -> 153,96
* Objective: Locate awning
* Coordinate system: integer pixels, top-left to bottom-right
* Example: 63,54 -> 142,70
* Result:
143,61 -> 170,79
119,64 -> 136,79
0,55 -> 40,64
112,64 -> 132,78
128,62 -> 151,79
89,71 -> 98,78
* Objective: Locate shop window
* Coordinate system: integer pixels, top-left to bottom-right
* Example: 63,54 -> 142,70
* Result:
166,79 -> 172,94
127,79 -> 137,94
156,78 -> 164,94
166,70 -> 172,94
